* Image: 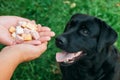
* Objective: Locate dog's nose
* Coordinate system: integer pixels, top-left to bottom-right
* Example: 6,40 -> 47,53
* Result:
55,36 -> 67,47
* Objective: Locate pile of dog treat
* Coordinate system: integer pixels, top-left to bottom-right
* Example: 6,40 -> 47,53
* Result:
9,21 -> 40,42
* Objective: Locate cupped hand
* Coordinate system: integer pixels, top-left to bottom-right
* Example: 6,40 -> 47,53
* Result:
1,42 -> 48,62
0,16 -> 30,45
0,16 -> 55,45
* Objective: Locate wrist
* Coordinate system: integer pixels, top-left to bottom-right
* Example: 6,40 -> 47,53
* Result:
0,46 -> 23,64
0,25 -> 3,44
0,47 -> 23,80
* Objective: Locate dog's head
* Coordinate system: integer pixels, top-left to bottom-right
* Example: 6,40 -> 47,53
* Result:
55,13 -> 118,66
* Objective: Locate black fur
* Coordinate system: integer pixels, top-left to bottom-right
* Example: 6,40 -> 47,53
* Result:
55,14 -> 120,80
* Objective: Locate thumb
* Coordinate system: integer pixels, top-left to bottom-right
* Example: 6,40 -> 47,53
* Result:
35,42 -> 48,54
0,25 -> 15,45
0,35 -> 15,46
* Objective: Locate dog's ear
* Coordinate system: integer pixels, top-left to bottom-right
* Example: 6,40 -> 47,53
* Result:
95,18 -> 118,53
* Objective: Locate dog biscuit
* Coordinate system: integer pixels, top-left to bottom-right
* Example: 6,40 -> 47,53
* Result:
9,26 -> 16,33
31,30 -> 40,40
22,33 -> 32,41
9,21 -> 40,42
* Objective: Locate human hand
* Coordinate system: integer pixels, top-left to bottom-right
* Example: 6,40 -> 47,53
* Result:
0,42 -> 48,80
0,42 -> 48,62
0,16 -> 30,45
0,16 -> 55,45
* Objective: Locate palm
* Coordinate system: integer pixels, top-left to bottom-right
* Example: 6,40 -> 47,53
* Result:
0,25 -> 14,45
0,16 -> 29,28
0,16 -> 31,45
0,16 -> 55,45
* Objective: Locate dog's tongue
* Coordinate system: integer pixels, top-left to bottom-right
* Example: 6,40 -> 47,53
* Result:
56,52 -> 75,62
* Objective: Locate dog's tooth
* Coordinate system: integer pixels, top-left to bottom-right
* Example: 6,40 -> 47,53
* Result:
64,59 -> 68,63
78,51 -> 82,54
69,60 -> 74,63
65,58 -> 72,63
65,58 -> 75,63
75,51 -> 82,57
79,51 -> 82,53
68,59 -> 74,63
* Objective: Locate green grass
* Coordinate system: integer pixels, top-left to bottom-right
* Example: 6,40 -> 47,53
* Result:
0,0 -> 120,80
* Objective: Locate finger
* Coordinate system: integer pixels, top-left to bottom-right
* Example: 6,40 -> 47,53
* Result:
16,17 -> 30,22
0,39 -> 15,46
31,20 -> 36,24
39,31 -> 55,37
38,24 -> 42,27
37,24 -> 42,31
0,26 -> 15,45
39,37 -> 51,42
38,27 -> 51,32
0,37 -> 15,46
15,39 -> 24,44
22,40 -> 41,45
36,42 -> 48,53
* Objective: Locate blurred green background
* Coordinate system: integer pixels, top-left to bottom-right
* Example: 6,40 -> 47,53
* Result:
0,0 -> 120,80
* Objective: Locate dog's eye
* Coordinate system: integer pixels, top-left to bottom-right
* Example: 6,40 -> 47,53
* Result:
80,28 -> 89,36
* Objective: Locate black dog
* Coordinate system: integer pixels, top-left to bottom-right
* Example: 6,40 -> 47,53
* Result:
55,14 -> 120,80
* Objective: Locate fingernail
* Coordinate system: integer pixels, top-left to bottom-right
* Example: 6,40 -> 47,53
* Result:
51,32 -> 55,36
12,41 -> 16,45
44,27 -> 51,31
46,37 -> 51,40
38,24 -> 42,27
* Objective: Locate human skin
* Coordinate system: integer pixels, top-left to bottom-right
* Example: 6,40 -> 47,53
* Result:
0,16 -> 55,80
0,42 -> 48,80
0,16 -> 55,45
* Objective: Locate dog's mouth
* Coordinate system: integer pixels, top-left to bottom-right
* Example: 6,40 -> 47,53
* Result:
56,51 -> 86,64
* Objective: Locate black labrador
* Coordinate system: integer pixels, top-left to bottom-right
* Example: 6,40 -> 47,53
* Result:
55,14 -> 120,80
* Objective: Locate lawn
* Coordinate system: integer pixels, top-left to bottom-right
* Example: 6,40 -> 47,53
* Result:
0,0 -> 120,80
